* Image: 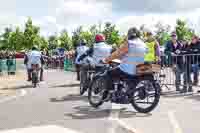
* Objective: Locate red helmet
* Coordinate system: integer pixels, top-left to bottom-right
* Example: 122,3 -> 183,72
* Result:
95,34 -> 105,43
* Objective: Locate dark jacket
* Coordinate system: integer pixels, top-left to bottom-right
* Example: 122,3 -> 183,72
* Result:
184,42 -> 200,65
164,40 -> 184,67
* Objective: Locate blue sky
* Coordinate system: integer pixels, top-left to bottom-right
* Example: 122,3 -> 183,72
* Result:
1,0 -> 200,36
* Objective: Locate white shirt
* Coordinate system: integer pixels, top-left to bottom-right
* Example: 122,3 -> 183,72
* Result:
27,50 -> 42,69
75,46 -> 89,64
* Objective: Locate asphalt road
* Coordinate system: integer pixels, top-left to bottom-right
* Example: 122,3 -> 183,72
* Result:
0,70 -> 200,133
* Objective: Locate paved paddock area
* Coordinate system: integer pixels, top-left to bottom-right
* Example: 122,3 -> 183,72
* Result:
0,70 -> 200,133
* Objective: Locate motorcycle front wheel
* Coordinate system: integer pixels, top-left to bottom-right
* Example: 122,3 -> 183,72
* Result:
80,70 -> 87,95
88,76 -> 106,108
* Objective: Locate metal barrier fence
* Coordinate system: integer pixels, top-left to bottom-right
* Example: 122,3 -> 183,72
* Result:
159,53 -> 200,91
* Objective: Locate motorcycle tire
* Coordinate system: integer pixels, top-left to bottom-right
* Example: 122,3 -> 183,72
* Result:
32,72 -> 38,88
80,71 -> 87,95
130,80 -> 161,113
88,76 -> 105,108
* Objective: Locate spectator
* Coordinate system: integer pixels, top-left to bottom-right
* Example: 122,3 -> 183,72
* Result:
6,52 -> 16,75
184,36 -> 200,88
0,51 -> 3,74
144,31 -> 161,63
164,32 -> 184,91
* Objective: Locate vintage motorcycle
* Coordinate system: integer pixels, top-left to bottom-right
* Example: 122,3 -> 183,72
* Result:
88,63 -> 161,113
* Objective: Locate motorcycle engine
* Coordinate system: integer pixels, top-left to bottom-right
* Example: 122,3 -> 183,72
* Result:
111,81 -> 129,104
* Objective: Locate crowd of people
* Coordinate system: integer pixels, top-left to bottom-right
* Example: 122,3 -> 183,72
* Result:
164,32 -> 200,93
0,51 -> 16,75
1,26 -> 200,94
75,29 -> 200,93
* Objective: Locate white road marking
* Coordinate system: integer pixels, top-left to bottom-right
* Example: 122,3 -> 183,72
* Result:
0,89 -> 27,103
115,118 -> 142,133
19,89 -> 26,96
108,103 -> 121,133
108,103 -> 141,133
168,111 -> 183,133
0,125 -> 83,133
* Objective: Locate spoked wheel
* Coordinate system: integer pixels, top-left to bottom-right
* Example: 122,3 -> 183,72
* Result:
80,70 -> 87,95
88,76 -> 106,108
130,80 -> 161,113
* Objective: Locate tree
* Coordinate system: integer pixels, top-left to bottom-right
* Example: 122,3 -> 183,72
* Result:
9,27 -> 24,51
59,30 -> 72,50
102,22 -> 121,45
80,31 -> 93,46
39,36 -> 48,51
48,34 -> 59,50
72,26 -> 83,48
175,19 -> 195,41
154,22 -> 171,45
0,27 -> 12,50
23,17 -> 41,50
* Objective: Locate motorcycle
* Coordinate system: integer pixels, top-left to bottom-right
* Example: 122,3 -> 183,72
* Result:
31,64 -> 40,88
88,63 -> 161,113
79,58 -> 109,95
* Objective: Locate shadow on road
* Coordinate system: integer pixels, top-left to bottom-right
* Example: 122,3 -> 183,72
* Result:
184,94 -> 200,101
0,85 -> 32,90
50,94 -> 88,102
161,91 -> 194,98
65,105 -> 151,120
50,83 -> 80,88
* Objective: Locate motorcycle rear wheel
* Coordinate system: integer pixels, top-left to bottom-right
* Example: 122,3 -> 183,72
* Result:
32,72 -> 38,88
130,79 -> 161,113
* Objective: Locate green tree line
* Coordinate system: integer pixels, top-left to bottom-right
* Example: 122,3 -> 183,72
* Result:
0,17 -> 196,52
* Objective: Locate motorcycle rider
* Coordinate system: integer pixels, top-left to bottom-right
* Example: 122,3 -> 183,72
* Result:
24,46 -> 44,81
75,39 -> 89,80
103,27 -> 148,92
78,34 -> 113,66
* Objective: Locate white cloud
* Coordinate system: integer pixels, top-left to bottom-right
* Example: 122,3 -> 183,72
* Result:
55,0 -> 112,26
116,8 -> 200,34
1,0 -> 200,38
44,16 -> 57,24
113,0 -> 200,13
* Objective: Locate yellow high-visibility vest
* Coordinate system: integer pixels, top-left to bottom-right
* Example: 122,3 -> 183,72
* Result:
144,41 -> 156,62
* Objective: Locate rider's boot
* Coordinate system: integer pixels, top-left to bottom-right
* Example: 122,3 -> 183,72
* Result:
188,86 -> 193,92
180,85 -> 187,93
175,81 -> 181,91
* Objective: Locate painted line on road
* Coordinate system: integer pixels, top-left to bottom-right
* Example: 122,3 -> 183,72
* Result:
168,111 -> 183,133
108,103 -> 120,133
0,125 -> 84,133
0,89 -> 27,104
108,103 -> 141,133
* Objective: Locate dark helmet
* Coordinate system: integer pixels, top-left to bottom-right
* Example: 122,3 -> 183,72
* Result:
80,39 -> 87,46
32,45 -> 38,51
128,27 -> 140,40
95,34 -> 105,43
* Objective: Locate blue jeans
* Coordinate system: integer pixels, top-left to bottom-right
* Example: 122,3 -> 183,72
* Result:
175,65 -> 184,86
192,64 -> 199,82
183,64 -> 199,86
